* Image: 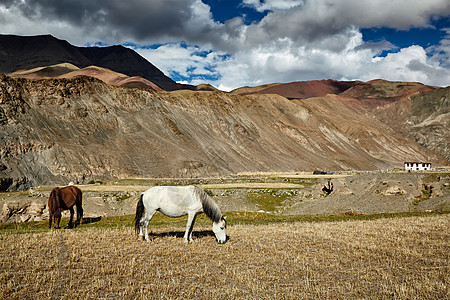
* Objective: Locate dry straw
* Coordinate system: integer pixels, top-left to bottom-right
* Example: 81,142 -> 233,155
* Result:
1,214 -> 448,299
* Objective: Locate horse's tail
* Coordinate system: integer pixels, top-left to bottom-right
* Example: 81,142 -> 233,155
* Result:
48,187 -> 61,211
48,187 -> 61,228
134,194 -> 145,235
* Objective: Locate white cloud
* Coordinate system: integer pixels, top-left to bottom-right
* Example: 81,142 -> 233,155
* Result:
237,0 -> 450,50
152,28 -> 450,91
1,0 -> 449,89
428,28 -> 450,70
243,0 -> 303,12
365,46 -> 450,86
134,43 -> 228,84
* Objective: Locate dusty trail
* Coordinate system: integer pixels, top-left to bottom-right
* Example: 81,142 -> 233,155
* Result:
50,233 -> 70,300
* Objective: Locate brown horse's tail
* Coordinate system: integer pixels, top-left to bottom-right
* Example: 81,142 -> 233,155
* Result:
48,187 -> 61,228
134,194 -> 145,235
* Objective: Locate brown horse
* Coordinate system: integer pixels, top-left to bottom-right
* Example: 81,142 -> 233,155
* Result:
48,185 -> 83,229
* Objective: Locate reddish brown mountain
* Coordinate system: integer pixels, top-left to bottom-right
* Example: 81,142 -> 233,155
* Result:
9,63 -> 162,91
338,79 -> 436,110
233,79 -> 362,99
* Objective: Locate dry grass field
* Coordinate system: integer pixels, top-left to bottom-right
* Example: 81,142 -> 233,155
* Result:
1,214 -> 448,299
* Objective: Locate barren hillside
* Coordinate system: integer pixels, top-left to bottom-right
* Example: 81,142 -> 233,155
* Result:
242,79 -> 449,161
373,87 -> 450,160
0,74 -> 447,191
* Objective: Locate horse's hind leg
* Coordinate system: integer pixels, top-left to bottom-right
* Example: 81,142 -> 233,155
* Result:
184,212 -> 198,244
141,210 -> 156,242
48,211 -> 53,229
75,203 -> 83,226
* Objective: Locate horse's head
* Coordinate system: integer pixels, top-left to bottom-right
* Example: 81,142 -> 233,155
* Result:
212,216 -> 227,244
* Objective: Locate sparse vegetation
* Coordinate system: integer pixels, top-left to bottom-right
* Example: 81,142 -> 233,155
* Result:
413,183 -> 433,206
112,192 -> 132,201
0,213 -> 448,299
246,189 -> 295,212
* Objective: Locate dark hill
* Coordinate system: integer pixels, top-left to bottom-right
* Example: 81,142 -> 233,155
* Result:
0,34 -> 191,91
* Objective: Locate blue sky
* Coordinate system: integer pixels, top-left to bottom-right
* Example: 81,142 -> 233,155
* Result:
1,0 -> 449,90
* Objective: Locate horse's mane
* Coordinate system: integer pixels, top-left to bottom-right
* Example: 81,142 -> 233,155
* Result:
194,186 -> 223,223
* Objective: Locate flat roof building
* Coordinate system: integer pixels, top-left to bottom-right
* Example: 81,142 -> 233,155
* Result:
404,162 -> 431,171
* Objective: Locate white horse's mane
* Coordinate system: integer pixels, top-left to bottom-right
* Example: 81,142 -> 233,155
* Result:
193,186 -> 223,223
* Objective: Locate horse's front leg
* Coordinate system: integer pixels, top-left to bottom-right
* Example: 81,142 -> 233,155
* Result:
66,207 -> 74,228
184,212 -> 197,244
48,211 -> 53,229
54,209 -> 62,229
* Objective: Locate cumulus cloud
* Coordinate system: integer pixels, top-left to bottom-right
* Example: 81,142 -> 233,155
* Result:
235,0 -> 450,49
0,0 -> 219,45
428,28 -> 450,69
134,43 -> 228,85
242,0 -> 303,12
3,0 -> 449,48
0,0 -> 449,89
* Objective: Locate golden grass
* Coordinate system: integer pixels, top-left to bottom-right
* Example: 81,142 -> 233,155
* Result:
1,214 -> 448,299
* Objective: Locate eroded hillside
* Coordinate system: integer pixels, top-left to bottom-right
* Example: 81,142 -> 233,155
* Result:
0,75 -> 447,191
375,87 -> 450,160
242,79 -> 449,162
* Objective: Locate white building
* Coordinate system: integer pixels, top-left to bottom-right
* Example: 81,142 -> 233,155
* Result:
404,162 -> 431,171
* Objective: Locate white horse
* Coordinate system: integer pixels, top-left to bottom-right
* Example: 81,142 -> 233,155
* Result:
134,185 -> 227,244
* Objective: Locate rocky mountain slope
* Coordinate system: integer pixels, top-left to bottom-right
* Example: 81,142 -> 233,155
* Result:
240,79 -> 449,161
0,74 -> 447,191
0,34 -> 191,91
376,86 -> 450,160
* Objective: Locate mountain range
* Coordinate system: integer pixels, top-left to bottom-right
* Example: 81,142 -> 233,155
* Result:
0,34 -> 448,191
0,34 -> 192,91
